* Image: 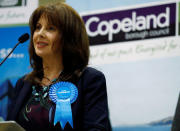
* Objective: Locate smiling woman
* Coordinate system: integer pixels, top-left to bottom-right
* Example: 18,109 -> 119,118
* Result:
33,15 -> 62,60
7,2 -> 111,131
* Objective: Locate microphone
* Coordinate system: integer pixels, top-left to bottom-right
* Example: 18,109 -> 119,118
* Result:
18,33 -> 29,43
0,33 -> 29,66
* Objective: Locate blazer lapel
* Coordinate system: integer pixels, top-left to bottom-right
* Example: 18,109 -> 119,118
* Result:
12,81 -> 32,120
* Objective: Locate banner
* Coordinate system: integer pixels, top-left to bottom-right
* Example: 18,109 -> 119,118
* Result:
0,0 -> 38,26
0,0 -> 38,120
0,1 -> 180,131
81,2 -> 180,65
81,1 -> 180,131
83,3 -> 176,45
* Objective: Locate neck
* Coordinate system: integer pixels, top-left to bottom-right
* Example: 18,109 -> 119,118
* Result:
42,56 -> 63,81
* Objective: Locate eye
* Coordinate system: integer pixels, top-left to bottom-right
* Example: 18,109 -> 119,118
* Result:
35,23 -> 41,30
47,25 -> 56,31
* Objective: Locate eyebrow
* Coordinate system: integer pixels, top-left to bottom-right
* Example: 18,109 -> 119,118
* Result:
36,22 -> 41,25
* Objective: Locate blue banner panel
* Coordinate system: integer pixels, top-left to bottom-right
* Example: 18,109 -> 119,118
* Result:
0,25 -> 30,120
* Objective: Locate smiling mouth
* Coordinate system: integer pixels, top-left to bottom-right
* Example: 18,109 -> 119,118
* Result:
36,42 -> 48,48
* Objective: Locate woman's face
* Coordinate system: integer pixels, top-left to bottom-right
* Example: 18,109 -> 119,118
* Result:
33,16 -> 61,59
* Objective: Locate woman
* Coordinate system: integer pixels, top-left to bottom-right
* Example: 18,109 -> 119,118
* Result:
7,2 -> 111,131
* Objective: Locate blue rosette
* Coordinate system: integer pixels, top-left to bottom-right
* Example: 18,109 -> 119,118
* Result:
49,81 -> 78,129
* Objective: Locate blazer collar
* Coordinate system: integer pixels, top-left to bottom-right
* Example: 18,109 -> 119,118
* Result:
13,81 -> 32,120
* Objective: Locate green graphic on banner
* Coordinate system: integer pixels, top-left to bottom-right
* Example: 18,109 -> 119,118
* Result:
0,24 -> 28,28
39,0 -> 65,6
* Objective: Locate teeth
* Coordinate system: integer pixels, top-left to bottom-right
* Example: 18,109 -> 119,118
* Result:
39,43 -> 47,45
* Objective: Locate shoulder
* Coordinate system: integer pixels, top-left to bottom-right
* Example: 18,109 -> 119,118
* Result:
14,75 -> 30,93
79,67 -> 106,87
82,67 -> 105,78
15,75 -> 27,86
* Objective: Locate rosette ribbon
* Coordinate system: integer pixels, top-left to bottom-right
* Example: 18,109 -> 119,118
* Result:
49,82 -> 78,129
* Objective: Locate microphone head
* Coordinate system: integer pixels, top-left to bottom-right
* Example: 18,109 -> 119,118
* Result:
18,33 -> 30,43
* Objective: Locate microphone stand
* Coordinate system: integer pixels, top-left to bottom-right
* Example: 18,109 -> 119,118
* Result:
0,42 -> 20,66
0,33 -> 29,66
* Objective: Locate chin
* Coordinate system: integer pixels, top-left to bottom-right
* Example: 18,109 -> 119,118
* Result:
35,51 -> 45,58
36,52 -> 54,59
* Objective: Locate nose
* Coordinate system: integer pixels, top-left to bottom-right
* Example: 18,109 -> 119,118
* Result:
37,27 -> 46,38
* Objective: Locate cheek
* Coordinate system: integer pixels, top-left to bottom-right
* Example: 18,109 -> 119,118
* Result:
52,40 -> 61,53
52,34 -> 61,47
32,34 -> 38,51
32,34 -> 36,45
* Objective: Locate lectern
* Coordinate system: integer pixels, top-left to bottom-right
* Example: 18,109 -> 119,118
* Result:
0,121 -> 25,131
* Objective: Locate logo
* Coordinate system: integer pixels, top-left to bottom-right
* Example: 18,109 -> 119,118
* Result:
82,3 -> 176,45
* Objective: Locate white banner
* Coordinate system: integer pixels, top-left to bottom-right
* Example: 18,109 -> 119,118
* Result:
0,0 -> 38,26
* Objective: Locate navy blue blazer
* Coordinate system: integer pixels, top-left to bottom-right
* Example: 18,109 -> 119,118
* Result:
7,67 -> 112,131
